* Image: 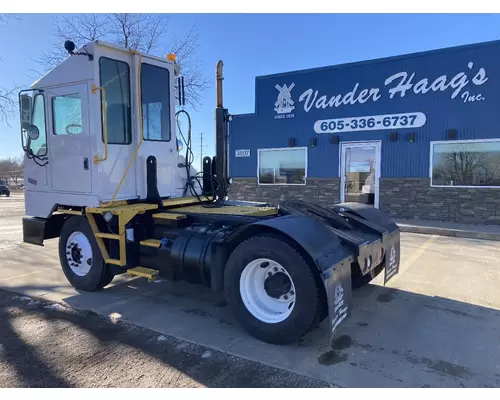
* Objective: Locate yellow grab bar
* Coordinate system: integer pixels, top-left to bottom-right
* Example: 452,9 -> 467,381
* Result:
92,84 -> 108,164
110,50 -> 144,203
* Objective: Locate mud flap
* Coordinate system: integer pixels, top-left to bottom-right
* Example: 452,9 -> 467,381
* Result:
383,229 -> 401,285
323,257 -> 352,347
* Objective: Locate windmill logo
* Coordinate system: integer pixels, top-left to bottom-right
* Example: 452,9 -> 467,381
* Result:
274,83 -> 295,115
334,283 -> 344,307
389,245 -> 396,267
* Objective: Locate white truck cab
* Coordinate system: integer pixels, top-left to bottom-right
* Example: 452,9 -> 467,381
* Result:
20,40 -> 191,218
17,41 -> 403,349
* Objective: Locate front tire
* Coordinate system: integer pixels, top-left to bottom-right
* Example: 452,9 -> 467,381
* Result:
224,235 -> 324,345
59,216 -> 114,291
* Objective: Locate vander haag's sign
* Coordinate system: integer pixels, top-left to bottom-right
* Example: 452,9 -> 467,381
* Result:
272,62 -> 489,133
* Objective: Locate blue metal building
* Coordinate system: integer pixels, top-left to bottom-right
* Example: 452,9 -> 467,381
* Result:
228,39 -> 500,224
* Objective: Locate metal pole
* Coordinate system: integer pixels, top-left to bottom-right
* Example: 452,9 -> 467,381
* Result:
200,132 -> 204,172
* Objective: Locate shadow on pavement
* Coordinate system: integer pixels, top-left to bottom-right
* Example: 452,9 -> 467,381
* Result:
0,289 -> 330,388
2,274 -> 500,387
0,302 -> 72,387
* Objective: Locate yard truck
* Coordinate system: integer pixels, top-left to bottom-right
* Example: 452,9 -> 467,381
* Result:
18,40 -> 400,347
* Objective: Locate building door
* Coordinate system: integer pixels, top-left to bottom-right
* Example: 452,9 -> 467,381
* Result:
48,83 -> 92,194
340,141 -> 381,208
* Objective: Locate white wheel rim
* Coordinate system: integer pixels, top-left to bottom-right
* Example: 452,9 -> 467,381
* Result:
239,258 -> 296,324
66,231 -> 93,277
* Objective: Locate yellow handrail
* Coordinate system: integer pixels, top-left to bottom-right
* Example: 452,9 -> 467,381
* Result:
110,50 -> 144,203
92,84 -> 108,164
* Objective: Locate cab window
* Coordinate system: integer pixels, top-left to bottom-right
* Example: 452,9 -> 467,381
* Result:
141,63 -> 171,142
99,57 -> 132,145
52,94 -> 83,135
29,94 -> 47,157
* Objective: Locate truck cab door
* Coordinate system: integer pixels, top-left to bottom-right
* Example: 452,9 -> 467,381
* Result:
136,56 -> 178,198
48,83 -> 92,194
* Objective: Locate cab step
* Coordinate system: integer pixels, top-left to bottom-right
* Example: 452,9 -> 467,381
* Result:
95,232 -> 120,240
105,258 -> 122,266
153,212 -> 186,220
153,212 -> 188,229
140,239 -> 161,248
127,267 -> 160,281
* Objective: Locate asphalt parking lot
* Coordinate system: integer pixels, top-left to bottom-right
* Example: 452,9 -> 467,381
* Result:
1,192 -> 500,388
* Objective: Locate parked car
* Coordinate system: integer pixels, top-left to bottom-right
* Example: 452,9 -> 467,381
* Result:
0,179 -> 10,197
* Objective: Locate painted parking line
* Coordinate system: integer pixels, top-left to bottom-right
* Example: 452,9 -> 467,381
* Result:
388,234 -> 437,285
0,268 -> 54,283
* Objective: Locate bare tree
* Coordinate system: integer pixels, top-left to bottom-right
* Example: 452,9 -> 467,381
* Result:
0,156 -> 24,188
0,84 -> 16,126
0,14 -> 21,126
433,150 -> 500,186
33,14 -> 210,109
0,13 -> 20,25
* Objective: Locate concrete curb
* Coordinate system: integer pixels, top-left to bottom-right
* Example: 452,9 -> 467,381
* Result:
397,223 -> 500,242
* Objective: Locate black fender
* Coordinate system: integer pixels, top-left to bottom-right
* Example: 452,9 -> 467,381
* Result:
212,214 -> 356,345
217,214 -> 355,276
22,214 -> 69,246
332,202 -> 401,284
332,202 -> 398,231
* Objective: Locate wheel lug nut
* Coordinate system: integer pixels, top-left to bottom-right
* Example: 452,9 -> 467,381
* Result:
290,290 -> 295,296
273,267 -> 278,272
283,295 -> 288,300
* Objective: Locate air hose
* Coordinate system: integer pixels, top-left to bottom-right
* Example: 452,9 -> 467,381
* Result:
175,109 -> 226,208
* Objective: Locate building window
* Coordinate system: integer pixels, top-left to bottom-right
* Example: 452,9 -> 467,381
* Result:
141,63 -> 171,142
258,147 -> 307,185
99,57 -> 132,145
52,94 -> 83,135
430,140 -> 500,187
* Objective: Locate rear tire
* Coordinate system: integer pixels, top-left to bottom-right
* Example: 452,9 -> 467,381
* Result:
224,235 -> 324,345
59,216 -> 114,291
5,191 -> 10,197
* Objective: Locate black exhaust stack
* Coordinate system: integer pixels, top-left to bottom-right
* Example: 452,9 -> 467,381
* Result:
213,60 -> 231,201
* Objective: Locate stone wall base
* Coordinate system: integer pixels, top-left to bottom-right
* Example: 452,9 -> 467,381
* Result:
231,177 -> 500,225
379,178 -> 500,225
230,178 -> 340,207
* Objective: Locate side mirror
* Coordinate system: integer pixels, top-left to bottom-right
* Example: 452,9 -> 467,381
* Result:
20,95 -> 32,131
27,125 -> 40,141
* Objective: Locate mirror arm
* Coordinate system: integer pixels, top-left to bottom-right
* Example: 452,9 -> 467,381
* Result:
72,51 -> 94,61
